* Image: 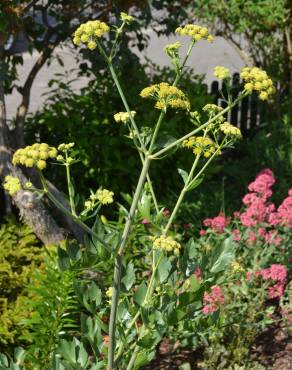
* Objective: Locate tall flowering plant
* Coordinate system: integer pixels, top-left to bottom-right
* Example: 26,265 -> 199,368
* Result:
3,14 -> 275,370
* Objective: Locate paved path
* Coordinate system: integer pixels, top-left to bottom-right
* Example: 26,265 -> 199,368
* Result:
5,33 -> 245,120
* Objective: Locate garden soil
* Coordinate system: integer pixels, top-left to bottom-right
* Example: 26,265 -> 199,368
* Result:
142,322 -> 292,369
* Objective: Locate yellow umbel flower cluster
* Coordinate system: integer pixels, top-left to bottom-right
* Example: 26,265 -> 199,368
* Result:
240,67 -> 275,101
183,136 -> 219,158
175,24 -> 213,42
140,82 -> 190,111
73,20 -> 110,50
153,235 -> 181,256
220,122 -> 242,139
164,42 -> 181,56
203,104 -> 223,114
114,111 -> 136,123
85,188 -> 114,210
96,189 -> 114,204
3,175 -> 21,195
120,12 -> 135,23
214,66 -> 231,80
13,143 -> 57,170
58,143 -> 75,152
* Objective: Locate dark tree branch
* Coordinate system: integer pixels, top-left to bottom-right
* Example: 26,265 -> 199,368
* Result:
22,0 -> 41,13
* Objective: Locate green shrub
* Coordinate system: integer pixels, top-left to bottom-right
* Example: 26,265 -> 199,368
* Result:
0,218 -> 44,352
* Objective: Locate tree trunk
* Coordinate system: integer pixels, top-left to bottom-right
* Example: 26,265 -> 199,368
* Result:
0,45 -> 68,245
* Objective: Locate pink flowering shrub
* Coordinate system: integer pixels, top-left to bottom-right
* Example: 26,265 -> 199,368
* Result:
248,264 -> 288,299
202,285 -> 225,314
186,169 -> 291,368
201,168 -> 291,251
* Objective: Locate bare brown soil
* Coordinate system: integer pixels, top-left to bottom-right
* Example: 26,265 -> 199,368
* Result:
142,323 -> 291,370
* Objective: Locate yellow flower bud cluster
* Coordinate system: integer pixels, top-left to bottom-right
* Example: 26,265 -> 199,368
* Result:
153,235 -> 181,256
85,188 -> 114,210
97,189 -> 114,205
140,82 -> 190,111
106,287 -> 113,298
73,20 -> 110,50
175,24 -> 213,42
120,12 -> 135,23
58,143 -> 75,152
114,111 -> 136,123
164,42 -> 181,57
220,122 -> 242,139
231,261 -> 244,273
183,136 -> 219,158
13,143 -> 57,170
214,66 -> 231,80
202,104 -> 223,114
3,175 -> 21,195
240,67 -> 275,100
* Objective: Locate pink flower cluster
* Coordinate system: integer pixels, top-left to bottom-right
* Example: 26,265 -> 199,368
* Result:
269,189 -> 292,228
202,285 -> 225,314
249,264 -> 287,299
240,169 -> 292,232
203,214 -> 230,233
240,169 -> 276,228
201,169 -> 291,246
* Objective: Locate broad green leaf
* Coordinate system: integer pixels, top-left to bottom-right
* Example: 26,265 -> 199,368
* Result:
134,282 -> 147,306
157,256 -> 172,283
121,262 -> 135,291
210,237 -> 236,273
58,339 -> 76,363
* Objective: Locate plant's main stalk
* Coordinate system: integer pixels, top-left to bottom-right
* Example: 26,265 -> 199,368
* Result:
108,156 -> 150,370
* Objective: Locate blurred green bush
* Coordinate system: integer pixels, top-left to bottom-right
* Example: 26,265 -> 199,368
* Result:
0,218 -> 44,352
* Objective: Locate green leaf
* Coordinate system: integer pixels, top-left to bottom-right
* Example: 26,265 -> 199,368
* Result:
138,192 -> 152,220
58,339 -> 76,363
178,168 -> 188,184
189,275 -> 201,292
134,282 -> 147,306
137,330 -> 161,348
14,347 -> 26,364
121,262 -> 135,291
57,247 -> 70,271
210,237 -> 236,273
134,349 -> 155,369
157,256 -> 172,283
167,308 -> 187,324
186,176 -> 204,191
67,242 -> 81,261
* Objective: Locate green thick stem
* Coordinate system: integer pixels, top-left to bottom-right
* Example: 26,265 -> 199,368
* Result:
108,156 -> 150,370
